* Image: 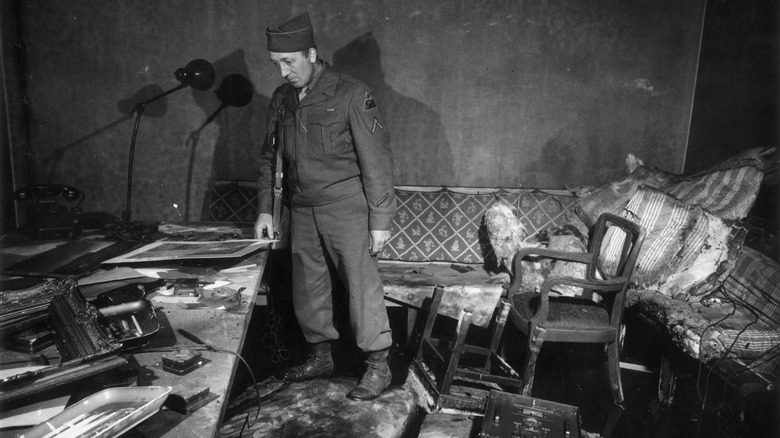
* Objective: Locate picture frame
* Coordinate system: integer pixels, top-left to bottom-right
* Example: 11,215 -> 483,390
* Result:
101,240 -> 274,264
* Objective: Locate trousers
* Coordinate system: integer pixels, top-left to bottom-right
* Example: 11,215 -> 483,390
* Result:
290,191 -> 392,352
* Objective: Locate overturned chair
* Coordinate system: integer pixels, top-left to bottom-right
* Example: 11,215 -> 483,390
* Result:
505,212 -> 646,410
413,284 -> 523,411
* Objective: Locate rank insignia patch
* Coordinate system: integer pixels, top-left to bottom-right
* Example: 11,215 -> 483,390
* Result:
371,118 -> 384,133
364,91 -> 378,110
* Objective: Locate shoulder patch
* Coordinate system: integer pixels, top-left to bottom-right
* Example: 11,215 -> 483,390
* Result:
364,91 -> 378,111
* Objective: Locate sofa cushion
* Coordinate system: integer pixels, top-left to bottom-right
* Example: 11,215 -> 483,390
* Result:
576,151 -> 766,227
379,261 -> 504,327
599,186 -> 735,297
627,288 -> 780,363
380,187 -> 577,264
718,246 -> 780,328
575,166 -> 673,229
663,154 -> 765,221
202,183 -> 578,264
380,188 -> 498,264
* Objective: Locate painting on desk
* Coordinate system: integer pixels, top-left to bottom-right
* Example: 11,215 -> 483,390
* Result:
100,239 -> 275,264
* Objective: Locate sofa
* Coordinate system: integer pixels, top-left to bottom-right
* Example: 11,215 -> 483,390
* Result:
203,148 -> 779,396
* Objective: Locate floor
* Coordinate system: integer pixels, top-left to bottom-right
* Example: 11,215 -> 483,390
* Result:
221,257 -> 778,438
219,299 -> 779,438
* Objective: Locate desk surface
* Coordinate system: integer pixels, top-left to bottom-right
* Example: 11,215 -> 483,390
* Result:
0,227 -> 269,438
134,249 -> 268,438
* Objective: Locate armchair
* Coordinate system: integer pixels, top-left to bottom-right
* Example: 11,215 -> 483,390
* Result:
505,212 -> 645,408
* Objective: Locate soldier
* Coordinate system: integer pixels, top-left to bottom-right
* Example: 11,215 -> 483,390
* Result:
255,12 -> 396,400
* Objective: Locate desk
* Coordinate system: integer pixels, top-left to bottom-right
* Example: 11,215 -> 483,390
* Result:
0,227 -> 270,437
133,249 -> 268,437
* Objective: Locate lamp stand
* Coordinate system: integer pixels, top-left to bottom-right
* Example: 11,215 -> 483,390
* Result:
123,83 -> 187,223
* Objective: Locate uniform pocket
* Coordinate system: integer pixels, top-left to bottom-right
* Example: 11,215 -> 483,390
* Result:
310,119 -> 351,155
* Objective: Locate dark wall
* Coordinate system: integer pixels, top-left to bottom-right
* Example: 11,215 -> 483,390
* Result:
687,0 -> 779,226
687,0 -> 778,170
7,0 -> 705,222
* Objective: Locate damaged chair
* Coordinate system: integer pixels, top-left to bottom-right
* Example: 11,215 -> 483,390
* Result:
414,285 -> 522,411
506,212 -> 645,409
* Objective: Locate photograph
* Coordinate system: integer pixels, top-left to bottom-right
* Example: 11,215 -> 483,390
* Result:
1,1 -> 777,437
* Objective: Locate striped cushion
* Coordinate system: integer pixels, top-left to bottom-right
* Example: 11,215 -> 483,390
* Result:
664,163 -> 763,221
719,246 -> 780,328
627,288 -> 780,361
712,329 -> 780,360
576,153 -> 764,227
601,186 -> 734,295
657,209 -> 737,299
575,166 -> 672,228
624,186 -> 705,287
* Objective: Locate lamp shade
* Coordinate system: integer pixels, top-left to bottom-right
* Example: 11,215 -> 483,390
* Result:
174,59 -> 215,91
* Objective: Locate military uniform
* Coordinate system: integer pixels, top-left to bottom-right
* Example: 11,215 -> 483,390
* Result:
258,63 -> 396,352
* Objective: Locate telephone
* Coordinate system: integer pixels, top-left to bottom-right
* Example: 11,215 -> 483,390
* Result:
13,184 -> 85,239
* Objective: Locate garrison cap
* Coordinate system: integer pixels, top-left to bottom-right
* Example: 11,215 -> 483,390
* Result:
266,13 -> 315,52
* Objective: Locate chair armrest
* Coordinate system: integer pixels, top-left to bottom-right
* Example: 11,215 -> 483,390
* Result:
513,247 -> 592,265
543,276 -> 626,293
505,248 -> 593,297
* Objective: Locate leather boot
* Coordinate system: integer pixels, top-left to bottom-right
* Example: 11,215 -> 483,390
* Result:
280,342 -> 334,382
347,349 -> 392,401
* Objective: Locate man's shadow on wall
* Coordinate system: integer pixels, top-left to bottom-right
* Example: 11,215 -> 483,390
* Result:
189,49 -> 271,221
332,33 -> 453,186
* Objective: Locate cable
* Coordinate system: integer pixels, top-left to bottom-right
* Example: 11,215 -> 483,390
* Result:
262,285 -> 291,364
140,344 -> 262,428
722,343 -> 780,383
691,286 -> 773,438
692,292 -> 741,436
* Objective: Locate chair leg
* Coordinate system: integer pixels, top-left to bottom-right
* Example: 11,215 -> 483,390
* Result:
606,340 -> 624,407
602,403 -> 624,438
658,353 -> 677,408
483,300 -> 510,371
406,307 -> 418,350
416,286 -> 445,362
521,325 -> 546,396
439,311 -> 472,396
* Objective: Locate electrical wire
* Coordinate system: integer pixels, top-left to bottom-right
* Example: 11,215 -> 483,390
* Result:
262,284 -> 291,364
691,285 -> 775,437
691,291 -> 740,436
139,345 -> 263,428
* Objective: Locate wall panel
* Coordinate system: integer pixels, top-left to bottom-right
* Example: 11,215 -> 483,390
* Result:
18,0 -> 705,222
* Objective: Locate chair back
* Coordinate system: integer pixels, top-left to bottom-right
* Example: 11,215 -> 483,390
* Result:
591,213 -> 646,325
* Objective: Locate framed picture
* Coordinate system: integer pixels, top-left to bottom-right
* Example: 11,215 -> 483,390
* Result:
101,239 -> 273,264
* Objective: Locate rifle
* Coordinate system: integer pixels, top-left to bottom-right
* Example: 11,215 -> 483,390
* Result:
271,106 -> 289,249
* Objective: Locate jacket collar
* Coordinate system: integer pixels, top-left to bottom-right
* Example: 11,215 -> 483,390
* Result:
282,62 -> 338,112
